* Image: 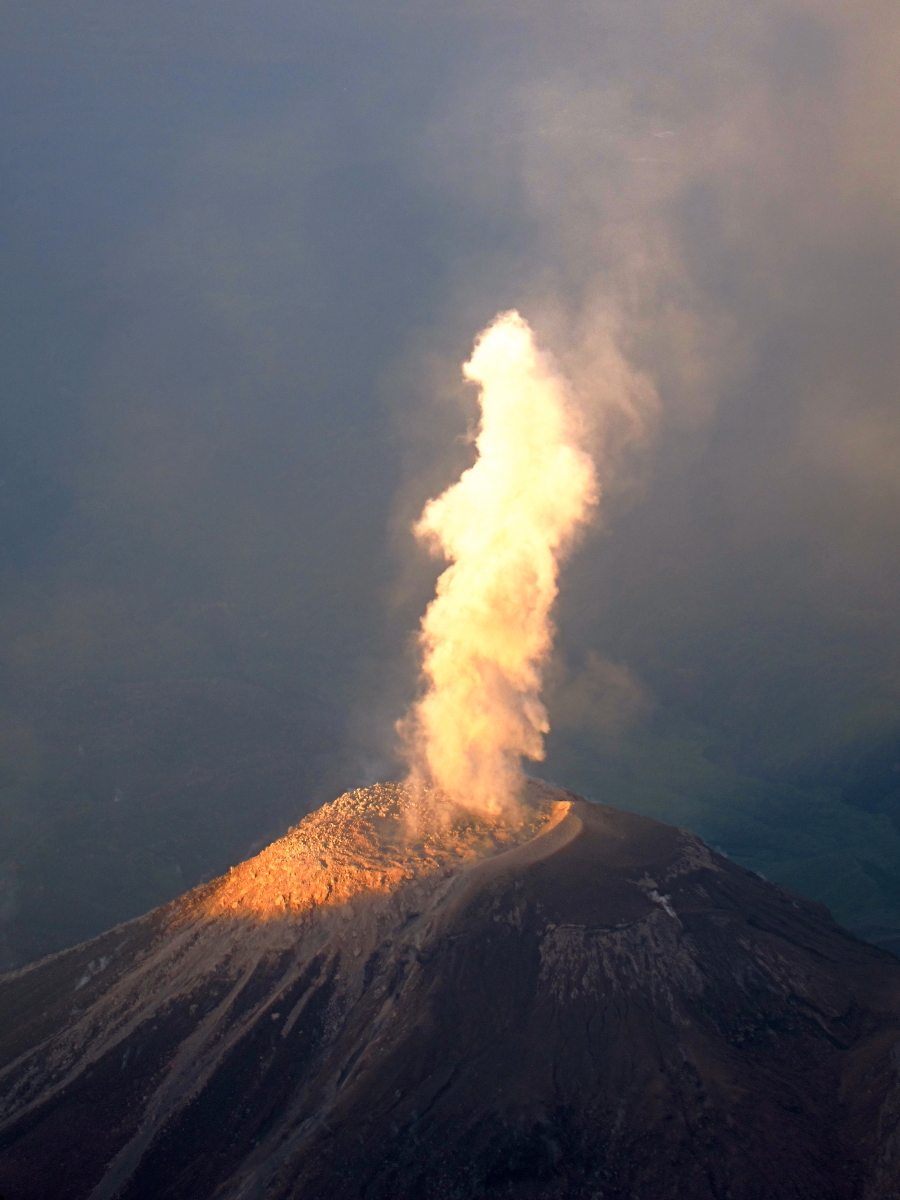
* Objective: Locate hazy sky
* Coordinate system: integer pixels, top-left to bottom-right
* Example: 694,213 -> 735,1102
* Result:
2,0 -> 900,965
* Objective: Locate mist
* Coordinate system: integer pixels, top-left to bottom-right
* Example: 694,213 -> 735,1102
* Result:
2,0 -> 900,967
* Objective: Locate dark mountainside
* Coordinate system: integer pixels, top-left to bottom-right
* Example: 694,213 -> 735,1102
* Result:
1,782 -> 900,1200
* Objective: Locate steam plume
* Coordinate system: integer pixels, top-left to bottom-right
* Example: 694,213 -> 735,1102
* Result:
400,311 -> 597,817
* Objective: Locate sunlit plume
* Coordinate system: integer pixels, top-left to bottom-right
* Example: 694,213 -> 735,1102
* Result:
400,311 -> 597,819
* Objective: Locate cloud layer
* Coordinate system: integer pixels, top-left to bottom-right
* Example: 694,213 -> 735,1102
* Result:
2,0 -> 900,960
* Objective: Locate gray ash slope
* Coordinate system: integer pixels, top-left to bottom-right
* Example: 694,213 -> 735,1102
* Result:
2,781 -> 900,1200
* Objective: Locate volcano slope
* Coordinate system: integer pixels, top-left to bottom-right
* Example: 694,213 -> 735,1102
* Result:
1,782 -> 900,1200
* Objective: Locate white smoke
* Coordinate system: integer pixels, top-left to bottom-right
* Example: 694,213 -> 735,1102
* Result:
398,310 -> 598,817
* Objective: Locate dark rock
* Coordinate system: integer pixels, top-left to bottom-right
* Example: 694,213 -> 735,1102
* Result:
1,782 -> 899,1199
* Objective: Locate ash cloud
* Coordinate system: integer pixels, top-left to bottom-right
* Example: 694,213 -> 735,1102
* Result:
1,0 -> 899,961
400,0 -> 900,770
399,312 -> 599,818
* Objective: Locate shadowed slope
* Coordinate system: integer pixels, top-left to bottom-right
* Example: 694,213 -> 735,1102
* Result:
1,783 -> 899,1200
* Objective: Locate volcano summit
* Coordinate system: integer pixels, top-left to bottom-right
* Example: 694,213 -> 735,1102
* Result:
2,781 -> 900,1200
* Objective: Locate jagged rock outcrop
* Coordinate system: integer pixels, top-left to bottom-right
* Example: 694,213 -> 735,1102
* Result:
1,781 -> 900,1200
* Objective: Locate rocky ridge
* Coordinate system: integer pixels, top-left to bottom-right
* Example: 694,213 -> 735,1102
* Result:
1,782 -> 900,1199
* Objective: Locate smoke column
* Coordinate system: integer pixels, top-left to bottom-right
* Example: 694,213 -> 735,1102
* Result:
400,311 -> 597,818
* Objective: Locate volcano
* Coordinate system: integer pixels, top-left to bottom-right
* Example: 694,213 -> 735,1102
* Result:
1,781 -> 900,1200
